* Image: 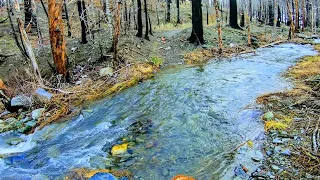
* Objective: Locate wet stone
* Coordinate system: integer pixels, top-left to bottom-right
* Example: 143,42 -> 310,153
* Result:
162,168 -> 169,176
271,165 -> 280,171
272,138 -> 283,144
89,172 -> 116,180
280,149 -> 291,156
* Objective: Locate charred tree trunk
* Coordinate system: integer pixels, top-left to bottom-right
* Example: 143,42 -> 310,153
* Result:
276,5 -> 281,27
63,0 -> 72,37
166,0 -> 171,22
77,0 -> 87,43
144,0 -> 149,40
136,0 -> 143,37
229,0 -> 241,29
48,0 -> 68,78
240,12 -> 245,27
188,0 -> 204,44
177,0 -> 181,23
302,0 -> 306,31
294,0 -> 299,32
268,0 -> 274,26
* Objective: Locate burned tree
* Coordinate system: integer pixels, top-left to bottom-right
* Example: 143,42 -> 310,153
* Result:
77,0 -> 88,44
188,0 -> 204,44
229,0 -> 241,29
136,0 -> 143,37
48,0 -> 68,77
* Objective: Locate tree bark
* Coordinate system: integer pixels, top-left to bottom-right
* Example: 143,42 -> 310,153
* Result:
188,0 -> 204,44
14,0 -> 42,84
229,0 -> 241,29
177,0 -> 181,23
166,0 -> 171,22
276,5 -> 281,27
136,0 -> 143,37
48,0 -> 68,77
113,0 -> 121,66
214,0 -> 222,53
77,0 -> 88,44
144,0 -> 149,40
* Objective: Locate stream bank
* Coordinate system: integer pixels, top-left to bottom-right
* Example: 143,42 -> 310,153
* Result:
255,44 -> 320,179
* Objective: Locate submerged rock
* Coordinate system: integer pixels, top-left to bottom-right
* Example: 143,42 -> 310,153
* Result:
31,174 -> 49,180
234,165 -> 247,177
280,149 -> 291,156
5,137 -> 24,145
271,165 -> 280,171
272,138 -> 283,144
31,108 -> 45,120
111,144 -> 128,156
89,172 -> 116,180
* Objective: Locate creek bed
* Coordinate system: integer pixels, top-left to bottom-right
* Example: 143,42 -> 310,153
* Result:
0,44 -> 317,180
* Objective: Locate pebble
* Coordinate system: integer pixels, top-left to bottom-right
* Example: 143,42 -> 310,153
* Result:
31,108 -> 45,120
162,168 -> 169,176
274,146 -> 282,153
271,165 -> 280,171
251,157 -> 262,162
280,149 -> 291,156
272,138 -> 283,144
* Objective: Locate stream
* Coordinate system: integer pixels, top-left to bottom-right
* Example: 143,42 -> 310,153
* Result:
0,44 -> 318,180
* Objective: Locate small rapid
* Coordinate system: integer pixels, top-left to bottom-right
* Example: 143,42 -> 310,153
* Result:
0,44 -> 317,180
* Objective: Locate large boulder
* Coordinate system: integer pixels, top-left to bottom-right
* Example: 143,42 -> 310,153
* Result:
11,95 -> 33,108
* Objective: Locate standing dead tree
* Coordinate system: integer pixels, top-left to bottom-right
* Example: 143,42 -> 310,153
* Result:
48,0 -> 68,78
214,0 -> 222,53
13,0 -> 43,84
113,0 -> 122,67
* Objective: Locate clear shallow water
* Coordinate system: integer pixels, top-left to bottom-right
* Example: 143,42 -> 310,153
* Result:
0,44 -> 317,180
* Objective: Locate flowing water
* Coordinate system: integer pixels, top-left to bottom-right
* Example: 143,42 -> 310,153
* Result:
0,44 -> 317,180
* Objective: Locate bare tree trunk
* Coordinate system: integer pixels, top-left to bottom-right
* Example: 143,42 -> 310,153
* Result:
301,0 -> 306,31
144,0 -> 149,40
294,0 -> 299,32
14,0 -> 42,84
48,0 -> 68,77
63,0 -> 72,36
105,0 -> 113,34
286,0 -> 295,39
113,0 -> 121,66
214,0 -> 222,54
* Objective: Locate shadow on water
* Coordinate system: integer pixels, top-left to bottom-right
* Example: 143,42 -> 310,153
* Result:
0,44 -> 318,180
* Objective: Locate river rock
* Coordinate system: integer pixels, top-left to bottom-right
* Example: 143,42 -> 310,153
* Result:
162,168 -> 169,176
111,144 -> 128,156
5,137 -> 24,145
274,146 -> 282,153
280,149 -> 291,156
25,120 -> 37,127
263,112 -> 274,121
89,172 -> 116,180
31,108 -> 45,120
11,95 -> 33,107
31,174 -> 50,180
272,138 -> 283,144
99,67 -> 114,77
35,88 -> 52,100
271,165 -> 280,171
89,156 -> 106,169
